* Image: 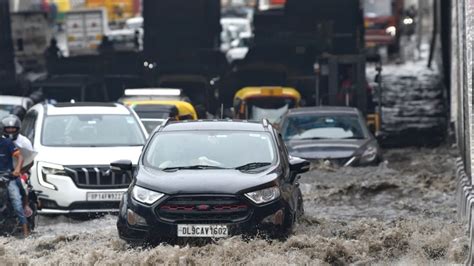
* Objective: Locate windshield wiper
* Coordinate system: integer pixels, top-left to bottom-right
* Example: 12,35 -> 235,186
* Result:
341,137 -> 365,140
235,162 -> 272,171
297,137 -> 326,140
161,165 -> 228,172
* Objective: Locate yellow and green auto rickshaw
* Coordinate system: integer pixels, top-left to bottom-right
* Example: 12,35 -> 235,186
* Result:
120,89 -> 198,133
233,87 -> 301,124
124,100 -> 198,133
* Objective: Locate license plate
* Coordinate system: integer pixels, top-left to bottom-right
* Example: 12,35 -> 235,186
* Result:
177,224 -> 228,238
86,192 -> 123,202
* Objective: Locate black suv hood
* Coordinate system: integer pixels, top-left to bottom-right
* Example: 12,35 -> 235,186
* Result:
135,166 -> 280,195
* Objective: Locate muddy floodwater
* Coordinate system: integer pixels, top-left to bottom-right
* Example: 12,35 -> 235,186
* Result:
0,147 -> 468,265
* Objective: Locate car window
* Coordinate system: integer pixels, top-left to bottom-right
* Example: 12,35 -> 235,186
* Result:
277,132 -> 290,160
281,114 -> 366,141
141,119 -> 164,134
0,104 -> 15,118
41,114 -> 146,147
247,97 -> 296,124
144,131 -> 276,170
276,131 -> 290,178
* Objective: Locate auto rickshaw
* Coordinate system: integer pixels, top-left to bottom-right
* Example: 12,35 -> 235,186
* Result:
233,87 -> 301,123
157,74 -> 217,118
120,89 -> 198,133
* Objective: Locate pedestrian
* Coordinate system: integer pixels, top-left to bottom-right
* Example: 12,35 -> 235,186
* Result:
134,30 -> 140,51
45,38 -> 62,73
98,36 -> 114,55
49,2 -> 58,28
45,38 -> 62,59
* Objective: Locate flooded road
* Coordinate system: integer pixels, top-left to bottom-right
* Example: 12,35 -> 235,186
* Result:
0,147 -> 468,265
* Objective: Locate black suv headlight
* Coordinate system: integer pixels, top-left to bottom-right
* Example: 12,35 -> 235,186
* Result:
245,187 -> 280,204
132,186 -> 164,205
360,144 -> 378,164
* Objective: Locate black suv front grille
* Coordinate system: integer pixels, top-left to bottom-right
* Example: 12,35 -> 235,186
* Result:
65,166 -> 132,189
156,196 -> 251,223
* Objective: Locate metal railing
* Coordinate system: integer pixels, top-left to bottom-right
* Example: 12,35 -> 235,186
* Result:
453,0 -> 474,264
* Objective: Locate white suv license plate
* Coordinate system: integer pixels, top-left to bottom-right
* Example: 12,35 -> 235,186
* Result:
177,224 -> 228,238
87,192 -> 123,202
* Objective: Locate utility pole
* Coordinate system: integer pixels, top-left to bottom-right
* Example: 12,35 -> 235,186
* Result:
427,0 -> 438,68
0,0 -> 16,94
416,0 -> 424,55
313,62 -> 321,106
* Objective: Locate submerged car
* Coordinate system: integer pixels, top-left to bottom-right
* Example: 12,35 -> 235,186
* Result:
280,107 -> 382,166
114,120 -> 309,243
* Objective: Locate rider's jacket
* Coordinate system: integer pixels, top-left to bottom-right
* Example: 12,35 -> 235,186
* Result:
0,137 -> 19,177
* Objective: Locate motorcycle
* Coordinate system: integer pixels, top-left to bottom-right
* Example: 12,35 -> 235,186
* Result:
0,172 -> 39,236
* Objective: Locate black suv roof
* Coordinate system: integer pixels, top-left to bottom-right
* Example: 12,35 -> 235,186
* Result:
160,120 -> 269,132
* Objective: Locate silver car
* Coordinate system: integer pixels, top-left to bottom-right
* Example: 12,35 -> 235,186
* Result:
280,107 -> 382,167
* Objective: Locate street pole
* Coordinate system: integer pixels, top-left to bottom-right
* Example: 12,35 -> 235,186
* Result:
313,62 -> 321,106
416,0 -> 424,57
375,62 -> 383,134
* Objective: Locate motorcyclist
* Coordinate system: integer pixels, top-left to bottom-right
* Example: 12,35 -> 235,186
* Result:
2,115 -> 35,211
0,117 -> 27,237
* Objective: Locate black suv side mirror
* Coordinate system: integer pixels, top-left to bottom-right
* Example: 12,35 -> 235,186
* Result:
289,156 -> 310,174
110,160 -> 133,172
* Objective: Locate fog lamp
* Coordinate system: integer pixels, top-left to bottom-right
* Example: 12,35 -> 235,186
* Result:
127,209 -> 147,226
262,209 -> 284,225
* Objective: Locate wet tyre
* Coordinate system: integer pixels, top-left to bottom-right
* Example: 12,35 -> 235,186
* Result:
276,209 -> 296,240
27,202 -> 38,231
297,190 -> 305,219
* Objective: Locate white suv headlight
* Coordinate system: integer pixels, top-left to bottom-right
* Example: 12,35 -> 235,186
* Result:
37,162 -> 67,190
132,186 -> 164,205
245,187 -> 280,204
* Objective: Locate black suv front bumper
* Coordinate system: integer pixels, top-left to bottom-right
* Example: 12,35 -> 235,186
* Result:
117,193 -> 290,242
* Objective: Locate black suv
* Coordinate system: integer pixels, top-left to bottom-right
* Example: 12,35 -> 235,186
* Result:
113,120 -> 309,243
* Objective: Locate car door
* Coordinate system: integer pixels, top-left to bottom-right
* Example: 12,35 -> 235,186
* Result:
275,129 -> 301,217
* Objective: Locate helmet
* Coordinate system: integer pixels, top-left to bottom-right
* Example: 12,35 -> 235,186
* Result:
2,115 -> 21,140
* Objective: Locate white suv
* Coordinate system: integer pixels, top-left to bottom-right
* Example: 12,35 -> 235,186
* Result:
21,102 -> 148,214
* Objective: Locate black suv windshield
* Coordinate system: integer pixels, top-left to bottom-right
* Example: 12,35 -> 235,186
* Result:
42,114 -> 146,147
282,114 -> 366,141
144,131 -> 276,170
